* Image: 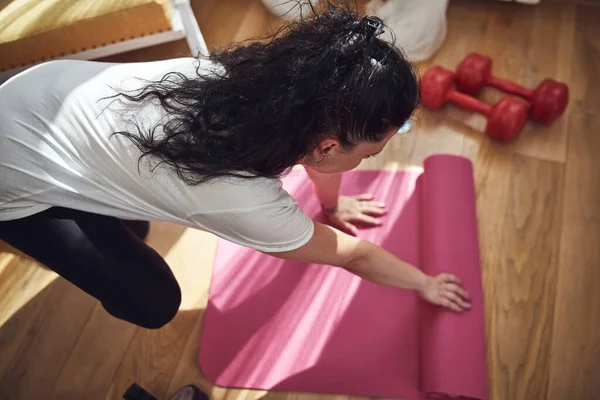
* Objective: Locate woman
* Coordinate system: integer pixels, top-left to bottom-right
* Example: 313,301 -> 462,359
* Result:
0,4 -> 470,331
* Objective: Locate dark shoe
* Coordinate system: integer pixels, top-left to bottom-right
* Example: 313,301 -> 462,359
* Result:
123,383 -> 157,400
123,383 -> 208,400
168,385 -> 208,400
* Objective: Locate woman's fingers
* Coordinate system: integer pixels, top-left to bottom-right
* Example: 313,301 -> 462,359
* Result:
443,289 -> 470,310
438,273 -> 461,285
364,200 -> 386,208
362,204 -> 386,216
356,198 -> 386,216
353,195 -> 386,217
356,193 -> 374,201
444,282 -> 470,301
354,214 -> 381,226
341,221 -> 358,236
426,273 -> 471,312
441,298 -> 462,312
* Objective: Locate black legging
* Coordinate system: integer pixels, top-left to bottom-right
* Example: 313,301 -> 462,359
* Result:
0,207 -> 181,329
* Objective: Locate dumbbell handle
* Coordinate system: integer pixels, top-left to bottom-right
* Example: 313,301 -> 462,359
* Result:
447,89 -> 492,116
486,75 -> 533,99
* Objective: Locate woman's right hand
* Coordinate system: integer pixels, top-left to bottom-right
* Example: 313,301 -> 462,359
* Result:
419,273 -> 471,312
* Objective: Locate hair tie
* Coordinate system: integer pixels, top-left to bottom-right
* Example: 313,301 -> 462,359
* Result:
361,16 -> 384,40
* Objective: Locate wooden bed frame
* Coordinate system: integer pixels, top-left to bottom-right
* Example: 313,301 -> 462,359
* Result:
0,0 -> 208,83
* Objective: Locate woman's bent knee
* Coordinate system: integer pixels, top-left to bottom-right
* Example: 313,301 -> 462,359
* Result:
102,279 -> 182,329
146,286 -> 182,329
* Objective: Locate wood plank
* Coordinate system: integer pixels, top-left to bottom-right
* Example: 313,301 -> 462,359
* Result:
547,111 -> 600,400
408,108 -> 478,165
0,254 -> 57,382
191,0 -> 218,29
165,307 -> 214,396
199,0 -> 258,51
166,307 -> 272,400
569,4 -> 600,115
162,225 -> 216,397
231,0 -> 283,44
47,304 -> 137,400
0,278 -> 96,399
467,143 -> 516,400
548,223 -> 600,400
0,247 -> 57,328
484,154 -> 565,400
547,226 -> 600,400
514,3 -> 576,163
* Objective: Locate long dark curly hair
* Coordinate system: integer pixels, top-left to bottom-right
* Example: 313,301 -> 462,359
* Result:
111,1 -> 420,184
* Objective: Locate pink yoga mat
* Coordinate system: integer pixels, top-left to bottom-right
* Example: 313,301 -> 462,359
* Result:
198,154 -> 488,400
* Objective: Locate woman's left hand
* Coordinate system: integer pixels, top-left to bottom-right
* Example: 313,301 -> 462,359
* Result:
325,194 -> 386,235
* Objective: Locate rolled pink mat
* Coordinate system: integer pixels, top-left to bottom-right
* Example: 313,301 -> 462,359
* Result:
199,154 -> 488,400
420,155 -> 488,399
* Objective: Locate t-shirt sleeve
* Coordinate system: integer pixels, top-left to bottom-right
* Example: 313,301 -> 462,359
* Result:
187,185 -> 315,253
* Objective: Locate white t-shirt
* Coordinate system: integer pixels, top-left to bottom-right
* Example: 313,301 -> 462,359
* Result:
0,58 -> 314,252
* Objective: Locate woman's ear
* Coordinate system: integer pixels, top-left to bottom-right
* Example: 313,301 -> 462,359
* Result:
309,138 -> 340,163
318,138 -> 340,156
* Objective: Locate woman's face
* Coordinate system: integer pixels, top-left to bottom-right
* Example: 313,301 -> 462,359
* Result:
302,128 -> 398,174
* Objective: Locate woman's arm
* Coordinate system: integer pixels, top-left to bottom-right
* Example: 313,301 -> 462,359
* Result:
305,167 -> 386,235
304,167 -> 341,210
266,221 -> 471,312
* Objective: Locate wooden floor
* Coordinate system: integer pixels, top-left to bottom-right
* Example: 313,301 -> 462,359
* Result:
1,0 -> 599,399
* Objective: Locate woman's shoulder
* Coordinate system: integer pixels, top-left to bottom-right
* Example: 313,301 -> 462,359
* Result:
196,174 -> 294,213
185,172 -> 314,253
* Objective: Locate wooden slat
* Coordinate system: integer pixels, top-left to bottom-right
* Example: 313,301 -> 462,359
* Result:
514,3 -> 576,163
198,0 -> 257,51
0,278 -> 96,398
167,307 -> 272,400
0,255 -> 57,381
161,225 -> 221,398
569,4 -> 600,115
547,111 -> 600,400
165,308 -> 214,396
231,0 -> 283,44
548,10 -> 600,389
0,247 -> 57,327
47,304 -> 138,400
485,154 -> 565,400
192,0 -> 218,29
104,312 -> 197,400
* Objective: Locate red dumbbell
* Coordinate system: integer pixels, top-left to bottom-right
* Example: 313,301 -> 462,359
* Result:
454,52 -> 568,124
420,65 -> 529,142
